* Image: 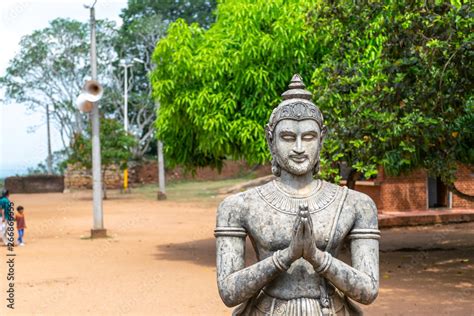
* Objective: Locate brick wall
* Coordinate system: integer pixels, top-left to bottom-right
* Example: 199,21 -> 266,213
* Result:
378,168 -> 427,212
452,164 -> 474,209
352,168 -> 428,212
352,183 -> 382,212
356,165 -> 474,212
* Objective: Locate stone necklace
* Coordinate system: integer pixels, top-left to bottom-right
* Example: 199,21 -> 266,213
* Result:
256,179 -> 339,215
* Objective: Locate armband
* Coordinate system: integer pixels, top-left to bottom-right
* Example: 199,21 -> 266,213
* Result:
315,252 -> 333,274
214,226 -> 247,238
348,228 -> 381,240
272,250 -> 290,272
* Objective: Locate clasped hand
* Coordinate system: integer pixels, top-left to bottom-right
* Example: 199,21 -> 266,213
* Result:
286,204 -> 323,266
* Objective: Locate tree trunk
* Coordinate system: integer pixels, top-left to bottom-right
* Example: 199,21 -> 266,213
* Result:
157,140 -> 166,199
446,182 -> 474,202
156,100 -> 166,199
346,168 -> 361,190
46,103 -> 53,174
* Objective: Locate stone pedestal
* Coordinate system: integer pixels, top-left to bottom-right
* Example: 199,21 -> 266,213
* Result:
90,229 -> 107,238
157,191 -> 167,200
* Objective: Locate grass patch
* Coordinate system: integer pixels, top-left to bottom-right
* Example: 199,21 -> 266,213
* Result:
132,174 -> 256,202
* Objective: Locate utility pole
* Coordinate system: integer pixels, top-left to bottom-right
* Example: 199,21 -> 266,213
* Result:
156,100 -> 166,200
119,57 -> 143,192
119,59 -> 132,193
88,1 -> 106,238
46,102 -> 53,174
123,62 -> 129,192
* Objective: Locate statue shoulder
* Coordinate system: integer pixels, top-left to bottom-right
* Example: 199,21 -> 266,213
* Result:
216,192 -> 248,227
320,180 -> 341,192
345,188 -> 378,230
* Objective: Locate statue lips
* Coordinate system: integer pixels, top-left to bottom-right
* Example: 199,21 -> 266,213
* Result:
289,154 -> 308,163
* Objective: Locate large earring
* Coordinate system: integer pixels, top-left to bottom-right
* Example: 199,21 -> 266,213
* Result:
313,160 -> 320,176
313,144 -> 323,176
271,158 -> 281,177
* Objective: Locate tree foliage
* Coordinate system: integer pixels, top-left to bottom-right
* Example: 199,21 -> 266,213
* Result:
311,1 -> 473,194
109,0 -> 218,159
0,18 -> 118,148
120,0 -> 217,30
104,14 -> 168,159
151,0 -> 325,169
151,0 -> 472,196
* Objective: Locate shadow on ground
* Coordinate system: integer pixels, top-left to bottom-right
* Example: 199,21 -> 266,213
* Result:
154,238 -> 257,267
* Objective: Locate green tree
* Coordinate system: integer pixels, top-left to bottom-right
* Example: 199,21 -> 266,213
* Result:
105,0 -> 218,159
120,0 -> 217,30
0,18 -> 118,172
67,118 -> 137,199
311,1 -> 473,198
104,14 -> 168,159
151,0 -> 324,169
151,0 -> 472,199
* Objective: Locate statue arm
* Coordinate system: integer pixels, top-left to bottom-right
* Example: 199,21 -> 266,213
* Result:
216,235 -> 292,307
308,194 -> 380,305
318,238 -> 379,305
215,196 -> 292,307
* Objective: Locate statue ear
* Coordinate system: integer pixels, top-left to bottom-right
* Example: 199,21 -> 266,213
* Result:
320,125 -> 328,141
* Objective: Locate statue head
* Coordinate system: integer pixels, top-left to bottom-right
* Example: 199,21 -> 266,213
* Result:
265,74 -> 327,177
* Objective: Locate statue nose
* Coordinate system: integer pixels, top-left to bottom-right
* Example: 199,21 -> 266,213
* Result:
293,148 -> 305,155
293,138 -> 304,154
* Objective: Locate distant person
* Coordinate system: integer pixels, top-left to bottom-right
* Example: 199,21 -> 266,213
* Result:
0,189 -> 13,245
16,206 -> 26,246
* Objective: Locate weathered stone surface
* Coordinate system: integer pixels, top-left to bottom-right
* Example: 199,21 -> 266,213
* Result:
215,75 -> 379,315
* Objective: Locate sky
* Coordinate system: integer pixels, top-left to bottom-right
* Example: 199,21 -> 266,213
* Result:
0,0 -> 128,178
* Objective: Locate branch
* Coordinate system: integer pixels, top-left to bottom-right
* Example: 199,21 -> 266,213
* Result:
446,182 -> 474,202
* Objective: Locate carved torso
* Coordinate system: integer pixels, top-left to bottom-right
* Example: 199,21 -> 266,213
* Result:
219,180 -> 369,300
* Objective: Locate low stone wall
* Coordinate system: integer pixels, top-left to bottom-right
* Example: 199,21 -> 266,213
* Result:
5,175 -> 64,193
64,161 -> 271,190
64,164 -> 123,190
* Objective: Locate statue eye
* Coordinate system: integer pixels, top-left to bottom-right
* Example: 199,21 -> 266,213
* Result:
280,133 -> 296,141
302,134 -> 316,141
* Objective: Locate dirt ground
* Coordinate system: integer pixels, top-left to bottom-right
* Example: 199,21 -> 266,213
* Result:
0,190 -> 473,316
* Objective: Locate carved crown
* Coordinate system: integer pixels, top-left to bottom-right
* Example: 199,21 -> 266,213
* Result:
266,74 -> 324,131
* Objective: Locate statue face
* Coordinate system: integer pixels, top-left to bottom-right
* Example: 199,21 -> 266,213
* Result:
273,119 -> 322,176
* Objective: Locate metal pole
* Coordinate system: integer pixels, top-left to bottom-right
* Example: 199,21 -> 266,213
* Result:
46,102 -> 53,174
90,5 -> 106,237
156,100 -> 166,200
124,66 -> 128,131
122,64 -> 129,192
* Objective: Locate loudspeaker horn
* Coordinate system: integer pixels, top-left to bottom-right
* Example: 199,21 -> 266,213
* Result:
76,93 -> 94,113
82,80 -> 103,102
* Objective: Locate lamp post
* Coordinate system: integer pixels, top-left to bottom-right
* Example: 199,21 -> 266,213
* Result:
119,57 -> 144,192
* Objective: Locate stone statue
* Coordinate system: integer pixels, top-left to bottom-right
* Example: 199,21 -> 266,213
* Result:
215,75 -> 380,315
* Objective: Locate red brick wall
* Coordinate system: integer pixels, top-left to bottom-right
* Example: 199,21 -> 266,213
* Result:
379,168 -> 427,212
452,164 -> 474,209
353,184 -> 382,213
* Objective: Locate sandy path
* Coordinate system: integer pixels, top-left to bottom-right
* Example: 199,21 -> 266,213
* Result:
0,191 -> 472,315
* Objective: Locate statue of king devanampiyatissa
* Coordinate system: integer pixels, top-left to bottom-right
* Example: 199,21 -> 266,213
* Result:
215,75 -> 380,315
